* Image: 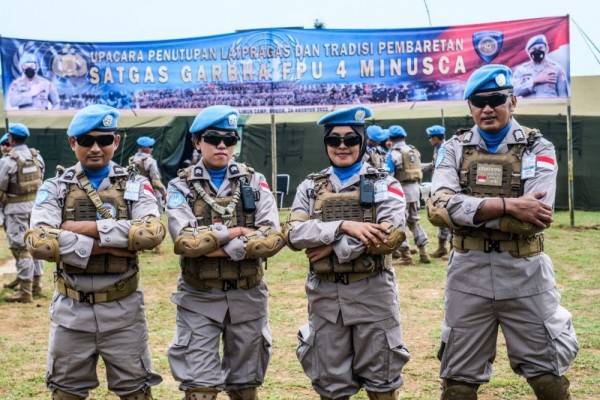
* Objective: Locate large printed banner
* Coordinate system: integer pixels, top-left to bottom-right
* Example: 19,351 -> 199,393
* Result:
1,16 -> 569,114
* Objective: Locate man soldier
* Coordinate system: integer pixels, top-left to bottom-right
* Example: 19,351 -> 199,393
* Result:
284,105 -> 410,400
130,136 -> 167,205
422,125 -> 450,259
25,104 -> 165,399
165,105 -> 285,400
0,123 -> 46,302
387,125 -> 430,265
6,52 -> 59,110
363,124 -> 389,169
428,64 -> 578,400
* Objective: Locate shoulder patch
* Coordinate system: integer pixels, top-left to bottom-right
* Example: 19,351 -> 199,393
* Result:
34,182 -> 52,205
167,188 -> 186,209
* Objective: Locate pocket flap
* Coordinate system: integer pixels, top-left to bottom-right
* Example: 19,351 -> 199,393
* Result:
544,306 -> 572,340
297,323 -> 314,347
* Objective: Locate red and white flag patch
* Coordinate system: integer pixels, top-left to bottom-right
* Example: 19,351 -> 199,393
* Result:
536,155 -> 555,171
260,179 -> 271,191
388,184 -> 404,201
143,183 -> 155,196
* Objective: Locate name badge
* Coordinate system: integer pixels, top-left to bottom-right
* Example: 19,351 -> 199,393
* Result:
521,153 -> 536,179
124,181 -> 140,201
374,180 -> 388,203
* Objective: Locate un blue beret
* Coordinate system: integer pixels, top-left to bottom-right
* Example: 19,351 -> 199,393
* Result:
463,64 -> 513,99
367,125 -> 388,142
526,34 -> 548,51
388,125 -> 407,138
317,105 -> 372,126
8,122 -> 30,138
382,128 -> 390,140
137,136 -> 155,147
0,133 -> 9,145
190,105 -> 239,134
426,125 -> 446,137
67,104 -> 120,137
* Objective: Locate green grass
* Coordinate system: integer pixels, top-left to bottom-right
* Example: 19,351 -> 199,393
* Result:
0,211 -> 599,399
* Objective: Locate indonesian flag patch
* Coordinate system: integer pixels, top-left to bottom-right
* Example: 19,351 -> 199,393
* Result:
536,155 -> 556,171
143,183 -> 155,196
260,179 -> 270,191
388,184 -> 404,200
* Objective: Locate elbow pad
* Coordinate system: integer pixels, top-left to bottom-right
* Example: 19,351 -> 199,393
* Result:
25,226 -> 61,262
283,211 -> 310,251
245,226 -> 286,259
427,189 -> 456,229
128,217 -> 166,251
174,227 -> 219,257
367,222 -> 406,255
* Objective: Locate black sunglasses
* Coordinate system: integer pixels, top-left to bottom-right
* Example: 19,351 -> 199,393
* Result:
324,134 -> 361,148
76,134 -> 115,147
469,93 -> 510,109
202,131 -> 238,147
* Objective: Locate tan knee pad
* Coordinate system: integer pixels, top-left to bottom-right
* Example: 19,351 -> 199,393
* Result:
527,374 -> 571,400
185,387 -> 219,400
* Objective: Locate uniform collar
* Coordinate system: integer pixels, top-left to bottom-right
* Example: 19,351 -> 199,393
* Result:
464,118 -> 526,150
326,162 -> 376,188
189,158 -> 248,181
60,161 -> 126,183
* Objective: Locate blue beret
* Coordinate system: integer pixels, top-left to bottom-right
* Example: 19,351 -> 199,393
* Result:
382,128 -> 390,140
463,64 -> 513,99
137,136 -> 155,147
8,122 -> 30,138
526,34 -> 548,51
317,105 -> 372,126
426,125 -> 446,137
67,104 -> 120,137
388,125 -> 407,138
190,105 -> 239,134
0,133 -> 9,145
366,125 -> 388,142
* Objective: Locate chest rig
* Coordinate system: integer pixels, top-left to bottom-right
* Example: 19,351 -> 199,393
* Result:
394,145 -> 422,183
129,155 -> 150,178
180,166 -> 262,291
365,148 -> 386,169
308,171 -> 389,283
6,148 -> 43,203
60,173 -> 137,274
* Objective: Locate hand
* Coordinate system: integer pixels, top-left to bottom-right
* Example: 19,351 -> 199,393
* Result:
205,248 -> 228,258
228,226 -> 255,240
506,192 -> 553,228
306,245 -> 333,263
340,221 -> 388,247
534,71 -> 557,85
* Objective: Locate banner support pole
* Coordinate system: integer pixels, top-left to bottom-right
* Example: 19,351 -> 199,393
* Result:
0,35 -> 9,133
441,108 -> 445,127
566,102 -> 575,227
270,113 -> 278,195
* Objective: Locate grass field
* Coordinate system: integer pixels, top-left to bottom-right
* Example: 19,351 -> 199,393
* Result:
0,211 -> 598,399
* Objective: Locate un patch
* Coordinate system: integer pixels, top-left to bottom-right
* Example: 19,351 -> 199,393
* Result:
167,190 -> 186,209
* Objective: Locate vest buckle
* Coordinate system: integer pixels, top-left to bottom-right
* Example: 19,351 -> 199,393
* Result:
334,273 -> 350,285
222,279 -> 238,291
78,291 -> 96,304
484,239 -> 501,253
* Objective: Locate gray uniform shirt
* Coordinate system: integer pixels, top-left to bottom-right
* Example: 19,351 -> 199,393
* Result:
0,143 -> 45,215
288,163 -> 406,324
513,59 -> 570,98
166,159 -> 281,324
30,161 -> 160,333
389,141 -> 420,203
431,118 -> 558,299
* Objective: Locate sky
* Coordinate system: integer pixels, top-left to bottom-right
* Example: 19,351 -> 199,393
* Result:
2,0 -> 599,76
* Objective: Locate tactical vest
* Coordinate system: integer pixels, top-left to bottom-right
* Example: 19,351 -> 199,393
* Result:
308,172 -> 388,277
365,148 -> 385,170
60,176 -> 137,274
180,169 -> 262,290
130,155 -> 150,178
6,148 -> 43,203
394,145 -> 423,183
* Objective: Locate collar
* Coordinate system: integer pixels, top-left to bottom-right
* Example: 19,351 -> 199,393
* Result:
463,118 -> 526,149
189,159 -> 248,181
60,161 -> 126,183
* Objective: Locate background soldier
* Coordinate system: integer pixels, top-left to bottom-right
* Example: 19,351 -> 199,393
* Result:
422,125 -> 450,259
387,125 -> 430,265
6,52 -> 59,110
25,104 -> 164,399
428,64 -> 578,400
0,133 -> 10,156
166,105 -> 284,400
284,105 -> 410,400
364,124 -> 389,169
513,34 -> 570,98
130,136 -> 168,208
0,123 -> 45,302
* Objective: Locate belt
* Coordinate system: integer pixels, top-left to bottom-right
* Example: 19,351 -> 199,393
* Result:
315,269 -> 385,285
55,272 -> 139,304
5,193 -> 36,204
182,274 -> 262,291
452,234 -> 544,258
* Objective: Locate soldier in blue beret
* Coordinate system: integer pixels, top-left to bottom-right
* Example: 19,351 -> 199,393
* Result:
429,65 -> 577,400
166,105 -> 284,400
0,122 -> 46,301
130,136 -> 167,208
284,105 -> 409,400
422,125 -> 450,259
26,104 -> 165,399
364,124 -> 389,169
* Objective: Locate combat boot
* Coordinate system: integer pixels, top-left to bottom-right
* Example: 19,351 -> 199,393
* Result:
227,387 -> 258,400
186,387 -> 219,400
527,374 -> 571,400
396,249 -> 413,266
418,246 -> 431,264
441,379 -> 478,400
32,275 -> 45,298
3,276 -> 19,290
5,279 -> 33,303
367,389 -> 400,399
120,388 -> 153,399
431,238 -> 449,258
52,389 -> 85,399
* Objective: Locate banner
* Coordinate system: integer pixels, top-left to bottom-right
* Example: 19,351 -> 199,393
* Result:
1,16 -> 570,114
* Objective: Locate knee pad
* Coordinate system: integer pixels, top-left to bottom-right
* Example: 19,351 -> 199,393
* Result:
185,387 -> 219,400
441,379 -> 478,400
527,374 -> 571,400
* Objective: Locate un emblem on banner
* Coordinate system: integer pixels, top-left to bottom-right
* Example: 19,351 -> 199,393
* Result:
473,31 -> 504,63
